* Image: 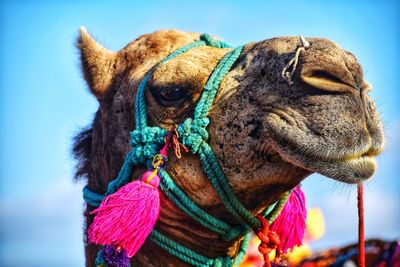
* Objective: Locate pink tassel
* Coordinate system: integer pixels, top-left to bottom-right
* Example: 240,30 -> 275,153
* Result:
270,186 -> 307,254
88,170 -> 160,257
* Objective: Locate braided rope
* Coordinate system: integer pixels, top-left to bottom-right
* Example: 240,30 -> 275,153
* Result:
200,33 -> 233,49
149,229 -> 215,267
198,143 -> 259,228
159,169 -> 240,237
194,46 -> 243,119
149,230 -> 249,267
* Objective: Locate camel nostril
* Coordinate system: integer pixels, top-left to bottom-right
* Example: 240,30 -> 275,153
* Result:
300,68 -> 357,94
309,70 -> 343,84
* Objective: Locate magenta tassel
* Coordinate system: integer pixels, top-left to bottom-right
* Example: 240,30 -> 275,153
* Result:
88,170 -> 160,257
270,186 -> 307,253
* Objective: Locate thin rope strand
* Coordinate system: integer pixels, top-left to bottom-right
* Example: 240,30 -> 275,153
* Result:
358,183 -> 365,267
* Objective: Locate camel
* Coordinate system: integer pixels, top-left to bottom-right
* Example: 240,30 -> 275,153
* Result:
73,28 -> 384,267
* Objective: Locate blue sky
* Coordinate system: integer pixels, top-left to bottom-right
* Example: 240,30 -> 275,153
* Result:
0,1 -> 399,266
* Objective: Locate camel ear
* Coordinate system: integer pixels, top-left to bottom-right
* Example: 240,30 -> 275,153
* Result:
77,26 -> 116,98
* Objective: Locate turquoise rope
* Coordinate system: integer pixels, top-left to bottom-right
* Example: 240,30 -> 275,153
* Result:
84,33 -> 291,267
149,230 -> 249,267
149,230 -> 215,267
95,249 -> 106,266
198,143 -> 260,228
193,46 -> 243,119
200,33 -> 233,49
266,191 -> 290,223
159,169 -> 247,239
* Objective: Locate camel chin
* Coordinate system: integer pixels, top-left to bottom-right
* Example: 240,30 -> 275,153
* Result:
267,137 -> 381,184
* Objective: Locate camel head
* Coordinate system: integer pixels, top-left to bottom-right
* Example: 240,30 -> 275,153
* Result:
74,28 -> 384,265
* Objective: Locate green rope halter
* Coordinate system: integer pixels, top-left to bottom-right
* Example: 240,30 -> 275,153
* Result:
83,33 -> 290,267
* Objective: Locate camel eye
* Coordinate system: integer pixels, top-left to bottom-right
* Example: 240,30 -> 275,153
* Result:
158,86 -> 187,105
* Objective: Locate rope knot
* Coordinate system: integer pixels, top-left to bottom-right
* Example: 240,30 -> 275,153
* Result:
178,118 -> 210,154
161,125 -> 189,159
254,215 -> 281,267
130,127 -> 167,161
200,33 -> 232,49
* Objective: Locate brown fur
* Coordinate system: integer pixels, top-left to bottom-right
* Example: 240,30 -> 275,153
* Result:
73,28 -> 384,266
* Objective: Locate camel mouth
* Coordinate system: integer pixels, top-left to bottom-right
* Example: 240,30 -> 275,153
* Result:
269,142 -> 380,184
264,112 -> 384,184
327,153 -> 378,183
320,147 -> 383,183
341,147 -> 382,161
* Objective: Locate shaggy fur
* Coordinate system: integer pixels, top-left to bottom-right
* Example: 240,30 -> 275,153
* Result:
73,28 -> 384,266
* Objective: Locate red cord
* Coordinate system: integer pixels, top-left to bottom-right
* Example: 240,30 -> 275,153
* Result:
255,215 -> 280,267
358,183 -> 365,267
160,125 -> 188,158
